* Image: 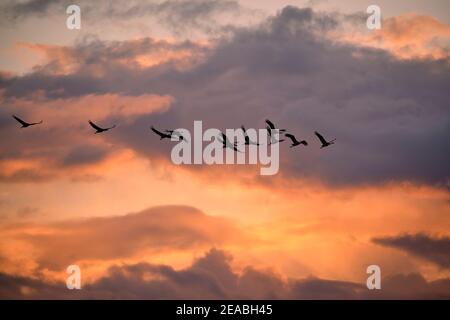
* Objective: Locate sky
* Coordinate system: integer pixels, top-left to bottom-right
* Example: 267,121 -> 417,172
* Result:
0,0 -> 449,299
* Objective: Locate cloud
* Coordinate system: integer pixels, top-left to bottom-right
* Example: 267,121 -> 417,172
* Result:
0,272 -> 68,299
61,145 -> 111,167
1,6 -> 449,188
0,0 -> 244,36
379,273 -> 450,299
117,0 -> 242,34
372,233 -> 450,269
16,206 -> 40,218
347,14 -> 450,60
0,205 -> 245,272
18,38 -> 210,76
1,248 -> 449,299
0,92 -> 172,182
0,168 -> 55,183
0,0 -> 61,20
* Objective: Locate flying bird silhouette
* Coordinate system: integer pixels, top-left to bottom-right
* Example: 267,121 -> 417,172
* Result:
218,132 -> 241,152
285,133 -> 308,148
12,115 -> 42,128
89,120 -> 116,134
265,119 -> 286,132
266,126 -> 285,145
315,131 -> 336,148
240,126 -> 260,145
151,126 -> 172,139
165,129 -> 187,142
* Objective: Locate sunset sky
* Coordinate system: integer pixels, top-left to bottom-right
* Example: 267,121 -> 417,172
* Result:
0,0 -> 449,299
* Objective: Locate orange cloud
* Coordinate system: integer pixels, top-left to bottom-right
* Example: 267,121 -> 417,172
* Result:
0,92 -> 173,183
17,38 -> 209,76
1,248 -> 449,299
339,13 -> 450,60
1,175 -> 449,285
0,205 -> 246,282
5,93 -> 173,124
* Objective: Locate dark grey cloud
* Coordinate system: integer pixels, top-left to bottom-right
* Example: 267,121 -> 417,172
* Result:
378,273 -> 450,300
1,248 -> 449,299
0,0 -> 62,20
108,0 -> 242,34
61,145 -> 110,167
0,272 -> 69,299
1,6 -> 449,186
0,0 -> 242,35
373,233 -> 450,269
289,278 -> 365,300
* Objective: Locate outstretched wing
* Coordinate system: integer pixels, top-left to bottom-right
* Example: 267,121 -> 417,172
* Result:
151,126 -> 165,137
265,119 -> 275,130
12,115 -> 28,126
89,120 -> 103,131
171,130 -> 187,141
285,133 -> 298,144
221,132 -> 228,143
315,131 -> 327,144
217,134 -> 225,145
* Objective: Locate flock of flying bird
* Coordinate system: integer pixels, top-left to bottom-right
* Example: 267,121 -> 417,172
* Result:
151,120 -> 336,150
12,115 -> 336,149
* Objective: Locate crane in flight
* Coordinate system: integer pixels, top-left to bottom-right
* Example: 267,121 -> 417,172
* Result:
265,119 -> 286,133
88,120 -> 116,134
12,115 -> 43,128
266,126 -> 285,145
217,132 -> 241,152
151,126 -> 172,139
315,131 -> 336,148
285,133 -> 308,148
164,129 -> 187,142
240,126 -> 260,145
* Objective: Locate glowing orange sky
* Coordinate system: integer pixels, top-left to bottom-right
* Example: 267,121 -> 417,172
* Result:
0,0 -> 449,299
